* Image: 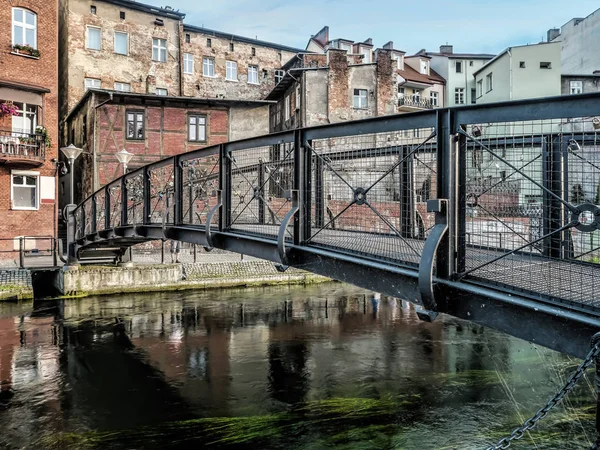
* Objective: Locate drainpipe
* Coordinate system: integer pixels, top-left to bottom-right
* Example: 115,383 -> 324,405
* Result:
508,50 -> 513,101
92,92 -> 113,191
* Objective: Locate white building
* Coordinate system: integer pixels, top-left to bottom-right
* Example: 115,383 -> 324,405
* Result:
421,45 -> 494,106
473,42 -> 561,104
549,7 -> 600,74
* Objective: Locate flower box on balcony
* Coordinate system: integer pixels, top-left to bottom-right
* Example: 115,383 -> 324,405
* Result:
11,44 -> 40,58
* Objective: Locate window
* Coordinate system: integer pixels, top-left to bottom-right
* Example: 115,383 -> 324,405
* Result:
278,52 -> 282,61
420,60 -> 428,74
11,172 -> 38,210
207,38 -> 212,47
471,88 -> 476,104
251,47 -> 256,57
185,33 -> 190,44
411,89 -> 421,103
248,65 -> 258,84
114,31 -> 128,55
114,82 -> 130,92
469,61 -> 473,67
477,79 -> 483,97
398,87 -> 405,98
486,72 -> 493,92
12,8 -> 37,48
188,114 -> 206,142
90,5 -> 96,14
570,80 -> 583,94
455,61 -> 463,73
184,53 -> 194,74
275,70 -> 285,84
430,91 -> 438,107
86,26 -> 101,50
126,110 -> 144,140
353,89 -> 368,109
295,85 -> 301,112
519,61 -> 526,68
152,38 -> 167,62
119,11 -> 125,19
284,96 -> 291,121
85,77 -> 101,90
226,60 -> 237,81
540,62 -> 552,69
455,88 -> 465,104
155,88 -> 167,96
229,42 -> 234,51
203,57 -> 215,77
361,48 -> 371,63
12,103 -> 36,134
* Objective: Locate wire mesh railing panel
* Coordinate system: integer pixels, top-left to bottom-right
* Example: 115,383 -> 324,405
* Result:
126,171 -> 144,226
229,142 -> 295,238
460,117 -> 600,307
108,183 -> 122,229
83,199 -> 93,235
148,162 -> 175,225
95,189 -> 106,232
307,128 -> 436,266
182,155 -> 220,227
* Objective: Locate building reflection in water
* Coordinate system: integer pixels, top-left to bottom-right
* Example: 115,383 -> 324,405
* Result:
0,283 -> 565,448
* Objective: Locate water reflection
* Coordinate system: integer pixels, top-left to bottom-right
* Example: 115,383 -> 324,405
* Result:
0,283 -> 595,449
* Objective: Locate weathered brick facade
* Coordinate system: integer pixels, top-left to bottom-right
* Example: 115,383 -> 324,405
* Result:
0,0 -> 59,259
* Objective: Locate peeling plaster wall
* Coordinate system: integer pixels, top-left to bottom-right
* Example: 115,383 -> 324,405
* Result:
229,105 -> 270,141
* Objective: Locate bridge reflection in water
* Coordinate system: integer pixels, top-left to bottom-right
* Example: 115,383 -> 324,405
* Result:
0,285 -> 594,449
70,93 -> 600,358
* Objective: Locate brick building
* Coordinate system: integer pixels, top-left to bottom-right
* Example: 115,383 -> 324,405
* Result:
0,0 -> 59,259
62,89 -> 272,203
267,26 -> 445,132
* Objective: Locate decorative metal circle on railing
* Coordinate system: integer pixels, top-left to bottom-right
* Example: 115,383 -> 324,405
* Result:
573,203 -> 600,233
353,187 -> 367,205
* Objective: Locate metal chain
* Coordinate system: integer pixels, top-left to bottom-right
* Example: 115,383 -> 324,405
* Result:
485,336 -> 600,450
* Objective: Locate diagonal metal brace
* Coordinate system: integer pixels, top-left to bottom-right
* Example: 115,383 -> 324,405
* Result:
417,199 -> 448,322
278,190 -> 299,266
205,190 -> 222,251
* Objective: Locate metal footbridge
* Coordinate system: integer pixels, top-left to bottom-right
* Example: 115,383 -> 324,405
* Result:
68,93 -> 600,359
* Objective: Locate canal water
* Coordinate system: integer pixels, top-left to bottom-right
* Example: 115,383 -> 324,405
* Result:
0,282 -> 596,449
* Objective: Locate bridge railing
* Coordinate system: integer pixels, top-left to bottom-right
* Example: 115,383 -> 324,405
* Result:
72,93 -> 600,311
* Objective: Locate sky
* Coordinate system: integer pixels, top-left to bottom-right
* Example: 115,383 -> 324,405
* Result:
143,0 -> 599,55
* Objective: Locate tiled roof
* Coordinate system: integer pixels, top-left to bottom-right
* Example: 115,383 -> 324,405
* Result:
397,65 -> 445,85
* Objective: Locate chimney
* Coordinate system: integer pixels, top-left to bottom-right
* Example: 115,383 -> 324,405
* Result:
547,28 -> 560,42
383,41 -> 394,50
440,44 -> 453,54
594,70 -> 600,75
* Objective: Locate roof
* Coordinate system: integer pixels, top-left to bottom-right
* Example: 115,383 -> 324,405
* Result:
265,67 -> 325,100
425,52 -> 495,59
472,41 -> 560,76
0,79 -> 51,94
97,0 -> 185,19
64,89 -> 274,123
183,24 -> 305,54
397,65 -> 445,85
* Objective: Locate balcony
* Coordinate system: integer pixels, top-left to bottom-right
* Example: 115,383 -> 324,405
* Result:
0,130 -> 46,167
398,97 -> 435,112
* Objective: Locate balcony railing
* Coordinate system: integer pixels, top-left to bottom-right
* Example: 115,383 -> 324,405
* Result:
0,129 -> 46,164
398,97 -> 435,109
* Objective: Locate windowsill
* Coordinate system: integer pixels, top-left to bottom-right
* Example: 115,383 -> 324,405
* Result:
10,51 -> 39,60
225,79 -> 239,82
11,207 -> 39,211
248,81 -> 260,85
188,140 -> 207,144
184,72 -> 194,75
114,52 -> 129,56
353,107 -> 369,110
203,74 -> 217,78
486,89 -> 492,93
125,138 -> 145,141
86,48 -> 101,52
152,60 -> 166,63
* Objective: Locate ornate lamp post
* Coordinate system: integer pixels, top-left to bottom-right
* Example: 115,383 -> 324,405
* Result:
60,144 -> 83,204
115,149 -> 134,175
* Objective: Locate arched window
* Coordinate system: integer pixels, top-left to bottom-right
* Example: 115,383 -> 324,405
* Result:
12,8 -> 37,48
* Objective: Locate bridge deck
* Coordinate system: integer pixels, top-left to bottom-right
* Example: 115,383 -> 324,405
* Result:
230,224 -> 600,314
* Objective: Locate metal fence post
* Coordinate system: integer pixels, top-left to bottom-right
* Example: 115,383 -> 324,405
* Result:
66,204 -> 78,265
104,187 -> 110,230
121,174 -> 127,227
258,160 -> 265,225
193,243 -> 197,263
220,144 -> 231,230
143,167 -> 151,225
294,128 -> 305,245
91,194 -> 97,234
19,237 -> 24,268
174,156 -> 183,226
161,240 -> 165,264
52,238 -> 58,267
302,130 -> 312,244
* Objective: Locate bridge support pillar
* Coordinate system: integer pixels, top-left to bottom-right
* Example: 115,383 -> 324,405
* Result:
65,204 -> 79,266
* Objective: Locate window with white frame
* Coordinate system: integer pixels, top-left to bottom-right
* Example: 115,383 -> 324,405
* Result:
203,57 -> 215,77
398,86 -> 405,98
11,172 -> 38,210
12,103 -> 36,134
275,70 -> 285,84
87,26 -> 101,50
430,91 -> 438,107
412,89 -> 421,103
486,72 -> 493,92
155,88 -> 167,96
248,65 -> 258,84
114,31 -> 128,55
12,8 -> 37,48
284,96 -> 291,121
184,53 -> 194,74
188,114 -> 206,142
85,78 -> 101,91
226,61 -> 237,81
455,61 -> 463,73
455,88 -> 465,104
353,89 -> 368,109
420,60 -> 428,74
114,82 -> 130,92
152,38 -> 167,62
477,79 -> 483,97
570,80 -> 583,94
